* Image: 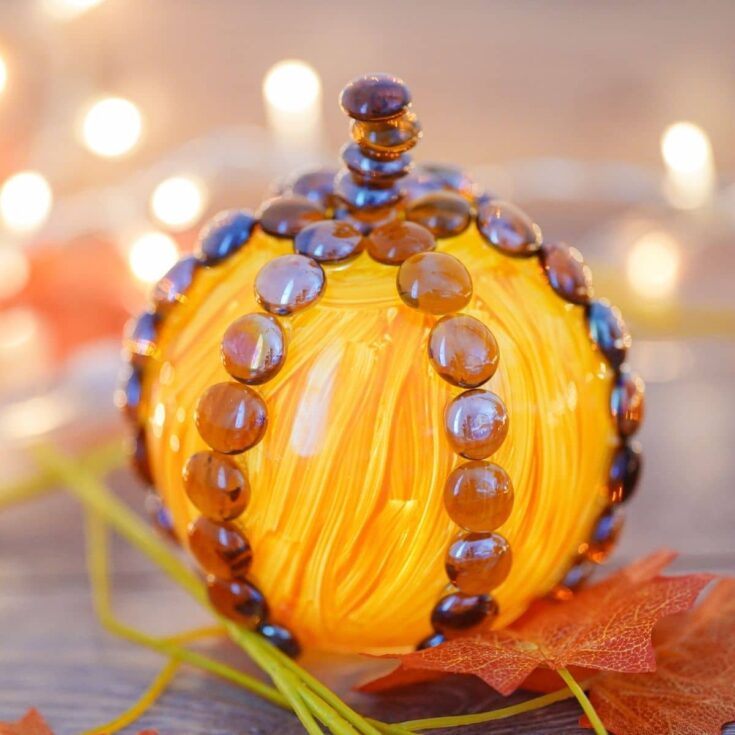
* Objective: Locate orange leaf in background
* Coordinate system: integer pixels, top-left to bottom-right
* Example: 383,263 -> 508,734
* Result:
585,578 -> 735,735
363,550 -> 713,695
0,709 -> 53,735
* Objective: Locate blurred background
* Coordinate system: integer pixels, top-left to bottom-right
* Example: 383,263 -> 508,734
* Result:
0,0 -> 734,563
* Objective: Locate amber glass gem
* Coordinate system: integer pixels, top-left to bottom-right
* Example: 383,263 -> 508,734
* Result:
198,209 -> 255,265
334,203 -> 400,236
183,451 -> 250,522
152,256 -> 199,312
406,191 -> 472,238
422,163 -> 476,198
397,252 -> 472,315
444,460 -> 513,532
550,558 -> 595,601
129,429 -> 153,485
333,170 -> 402,210
477,200 -> 542,257
417,632 -> 446,650
586,299 -> 631,370
144,492 -> 177,541
446,532 -> 513,595
258,622 -> 301,658
285,167 -> 337,207
444,389 -> 509,460
365,221 -> 436,266
351,112 -> 422,158
341,142 -> 411,182
294,219 -> 365,263
221,313 -> 287,384
258,196 -> 324,238
188,516 -> 253,579
611,370 -> 645,438
430,592 -> 497,635
195,382 -> 267,454
608,441 -> 642,504
125,311 -> 160,366
207,576 -> 267,628
428,314 -> 499,388
540,241 -> 593,305
115,364 -> 142,423
339,73 -> 411,121
584,507 -> 624,564
254,254 -> 326,316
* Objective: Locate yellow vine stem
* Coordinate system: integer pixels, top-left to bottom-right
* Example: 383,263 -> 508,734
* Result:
79,658 -> 181,735
558,667 -> 607,735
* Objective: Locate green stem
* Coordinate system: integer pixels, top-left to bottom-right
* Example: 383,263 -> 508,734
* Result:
558,668 -> 607,735
298,685 -> 361,735
396,684 -> 578,731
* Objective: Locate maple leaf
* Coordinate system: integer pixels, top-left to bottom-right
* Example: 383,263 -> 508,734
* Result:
0,710 -> 53,735
584,578 -> 735,735
363,550 -> 713,695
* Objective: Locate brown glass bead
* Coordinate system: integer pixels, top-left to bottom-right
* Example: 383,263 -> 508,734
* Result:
195,382 -> 267,454
584,507 -> 624,564
549,558 -> 595,601
152,256 -> 199,313
188,516 -> 252,579
129,429 -> 153,485
144,492 -> 177,542
294,219 -> 365,263
396,252 -> 472,315
444,461 -> 513,532
608,441 -> 643,504
207,576 -> 267,628
340,73 -> 411,121
444,390 -> 509,460
124,311 -> 160,366
257,196 -> 325,238
341,142 -> 412,183
284,167 -> 337,207
183,451 -> 250,522
611,370 -> 645,438
416,632 -> 446,650
333,170 -> 403,210
254,254 -> 325,316
334,203 -> 400,236
366,221 -> 436,265
431,592 -> 498,635
428,314 -> 499,388
540,241 -> 593,305
406,191 -> 472,238
477,200 -> 542,257
586,300 -> 631,370
446,532 -> 512,595
221,313 -> 287,384
351,112 -> 422,159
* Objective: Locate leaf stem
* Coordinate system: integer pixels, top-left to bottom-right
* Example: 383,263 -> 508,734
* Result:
396,684 -> 578,731
558,667 -> 607,735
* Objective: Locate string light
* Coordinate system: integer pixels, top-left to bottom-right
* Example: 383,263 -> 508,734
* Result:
0,247 -> 30,300
127,231 -> 178,285
0,171 -> 53,234
626,230 -> 682,300
81,97 -> 142,158
263,60 -> 321,113
660,122 -> 714,209
150,176 -> 207,230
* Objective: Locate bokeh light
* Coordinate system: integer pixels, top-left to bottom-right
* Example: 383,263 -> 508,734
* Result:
82,97 -> 142,158
127,231 -> 179,284
150,176 -> 207,230
0,247 -> 30,300
0,55 -> 7,95
263,60 -> 321,113
42,0 -> 107,20
626,230 -> 682,300
661,122 -> 712,173
0,171 -> 53,234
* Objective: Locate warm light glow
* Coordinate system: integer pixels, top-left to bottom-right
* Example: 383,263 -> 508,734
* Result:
0,56 -> 7,95
42,0 -> 106,20
82,97 -> 142,158
661,122 -> 712,173
127,231 -> 179,284
0,247 -> 30,300
263,60 -> 321,113
150,176 -> 207,230
0,171 -> 53,234
626,231 -> 682,300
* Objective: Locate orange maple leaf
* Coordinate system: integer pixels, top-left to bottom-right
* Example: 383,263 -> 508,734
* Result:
0,709 -> 53,735
363,550 -> 713,695
584,578 -> 735,735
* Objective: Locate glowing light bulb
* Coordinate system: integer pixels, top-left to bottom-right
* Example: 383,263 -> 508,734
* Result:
82,97 -> 142,158
0,171 -> 53,234
150,176 -> 207,230
263,60 -> 321,113
626,231 -> 681,300
0,247 -> 30,300
661,122 -> 712,173
0,56 -> 7,95
127,231 -> 178,285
